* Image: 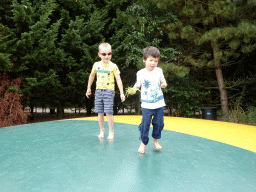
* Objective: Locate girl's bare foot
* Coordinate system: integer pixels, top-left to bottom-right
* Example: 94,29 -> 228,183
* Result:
153,139 -> 162,150
98,131 -> 104,139
138,142 -> 146,154
107,132 -> 114,140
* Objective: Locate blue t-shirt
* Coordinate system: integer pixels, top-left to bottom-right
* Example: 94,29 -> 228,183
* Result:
134,67 -> 166,109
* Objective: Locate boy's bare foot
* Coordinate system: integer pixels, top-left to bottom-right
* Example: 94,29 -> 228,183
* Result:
138,142 -> 146,154
107,132 -> 114,140
153,139 -> 162,150
98,131 -> 104,139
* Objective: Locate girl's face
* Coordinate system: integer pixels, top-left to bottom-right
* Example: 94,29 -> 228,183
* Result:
98,47 -> 112,64
144,55 -> 159,72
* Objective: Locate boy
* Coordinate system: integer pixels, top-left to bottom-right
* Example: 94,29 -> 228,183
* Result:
131,46 -> 167,154
86,43 -> 125,139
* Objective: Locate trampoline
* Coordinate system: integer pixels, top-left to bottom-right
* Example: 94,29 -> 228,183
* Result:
0,115 -> 256,192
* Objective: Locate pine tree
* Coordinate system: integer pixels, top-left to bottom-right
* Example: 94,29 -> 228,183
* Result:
0,0 -> 16,73
109,1 -> 208,115
0,0 -> 30,126
146,0 -> 256,115
1,0 -> 111,119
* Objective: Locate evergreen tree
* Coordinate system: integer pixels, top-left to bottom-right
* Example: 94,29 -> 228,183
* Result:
110,1 -> 208,115
1,0 -> 110,118
0,0 -> 18,74
146,0 -> 256,114
0,0 -> 30,126
110,1 -> 178,68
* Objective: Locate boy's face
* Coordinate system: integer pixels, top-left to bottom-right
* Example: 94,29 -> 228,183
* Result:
144,55 -> 159,72
98,47 -> 112,64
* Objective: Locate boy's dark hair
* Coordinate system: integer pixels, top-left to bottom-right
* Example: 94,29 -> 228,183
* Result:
143,46 -> 160,60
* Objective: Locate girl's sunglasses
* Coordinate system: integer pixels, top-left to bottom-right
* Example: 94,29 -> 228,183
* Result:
100,52 -> 112,56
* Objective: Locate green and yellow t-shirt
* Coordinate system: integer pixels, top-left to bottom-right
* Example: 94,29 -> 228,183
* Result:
92,61 -> 120,90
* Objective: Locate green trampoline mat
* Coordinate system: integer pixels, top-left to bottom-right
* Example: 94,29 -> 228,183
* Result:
0,120 -> 255,192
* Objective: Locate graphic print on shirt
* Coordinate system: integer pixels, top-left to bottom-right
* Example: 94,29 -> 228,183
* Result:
143,80 -> 151,101
92,62 -> 120,90
135,67 -> 165,108
150,83 -> 160,102
97,66 -> 110,86
143,80 -> 151,89
142,79 -> 160,102
97,66 -> 110,74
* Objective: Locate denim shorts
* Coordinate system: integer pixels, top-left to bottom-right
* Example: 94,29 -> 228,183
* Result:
94,89 -> 115,114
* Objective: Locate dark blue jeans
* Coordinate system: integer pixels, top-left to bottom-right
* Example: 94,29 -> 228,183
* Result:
139,107 -> 165,145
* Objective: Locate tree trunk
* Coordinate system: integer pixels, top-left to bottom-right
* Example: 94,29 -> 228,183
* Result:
50,108 -> 55,114
85,99 -> 92,116
57,105 -> 64,119
211,42 -> 229,114
30,104 -> 34,114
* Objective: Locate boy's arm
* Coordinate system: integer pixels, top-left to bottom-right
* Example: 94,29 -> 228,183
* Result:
161,78 -> 168,88
160,69 -> 167,88
86,72 -> 96,98
132,72 -> 141,92
115,74 -> 125,102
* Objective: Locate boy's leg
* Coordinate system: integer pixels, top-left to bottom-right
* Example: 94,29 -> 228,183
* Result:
153,139 -> 162,150
138,108 -> 153,153
152,107 -> 164,150
106,113 -> 114,139
94,90 -> 105,138
98,113 -> 105,138
138,141 -> 146,154
103,90 -> 115,139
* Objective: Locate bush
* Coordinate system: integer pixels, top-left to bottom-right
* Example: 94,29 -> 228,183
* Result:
246,106 -> 256,125
221,105 -> 256,126
0,74 -> 28,127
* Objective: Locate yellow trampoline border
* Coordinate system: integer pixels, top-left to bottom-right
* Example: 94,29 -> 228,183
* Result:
66,115 -> 256,153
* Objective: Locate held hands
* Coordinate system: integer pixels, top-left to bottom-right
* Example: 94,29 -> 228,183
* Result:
125,87 -> 140,96
120,94 -> 125,102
